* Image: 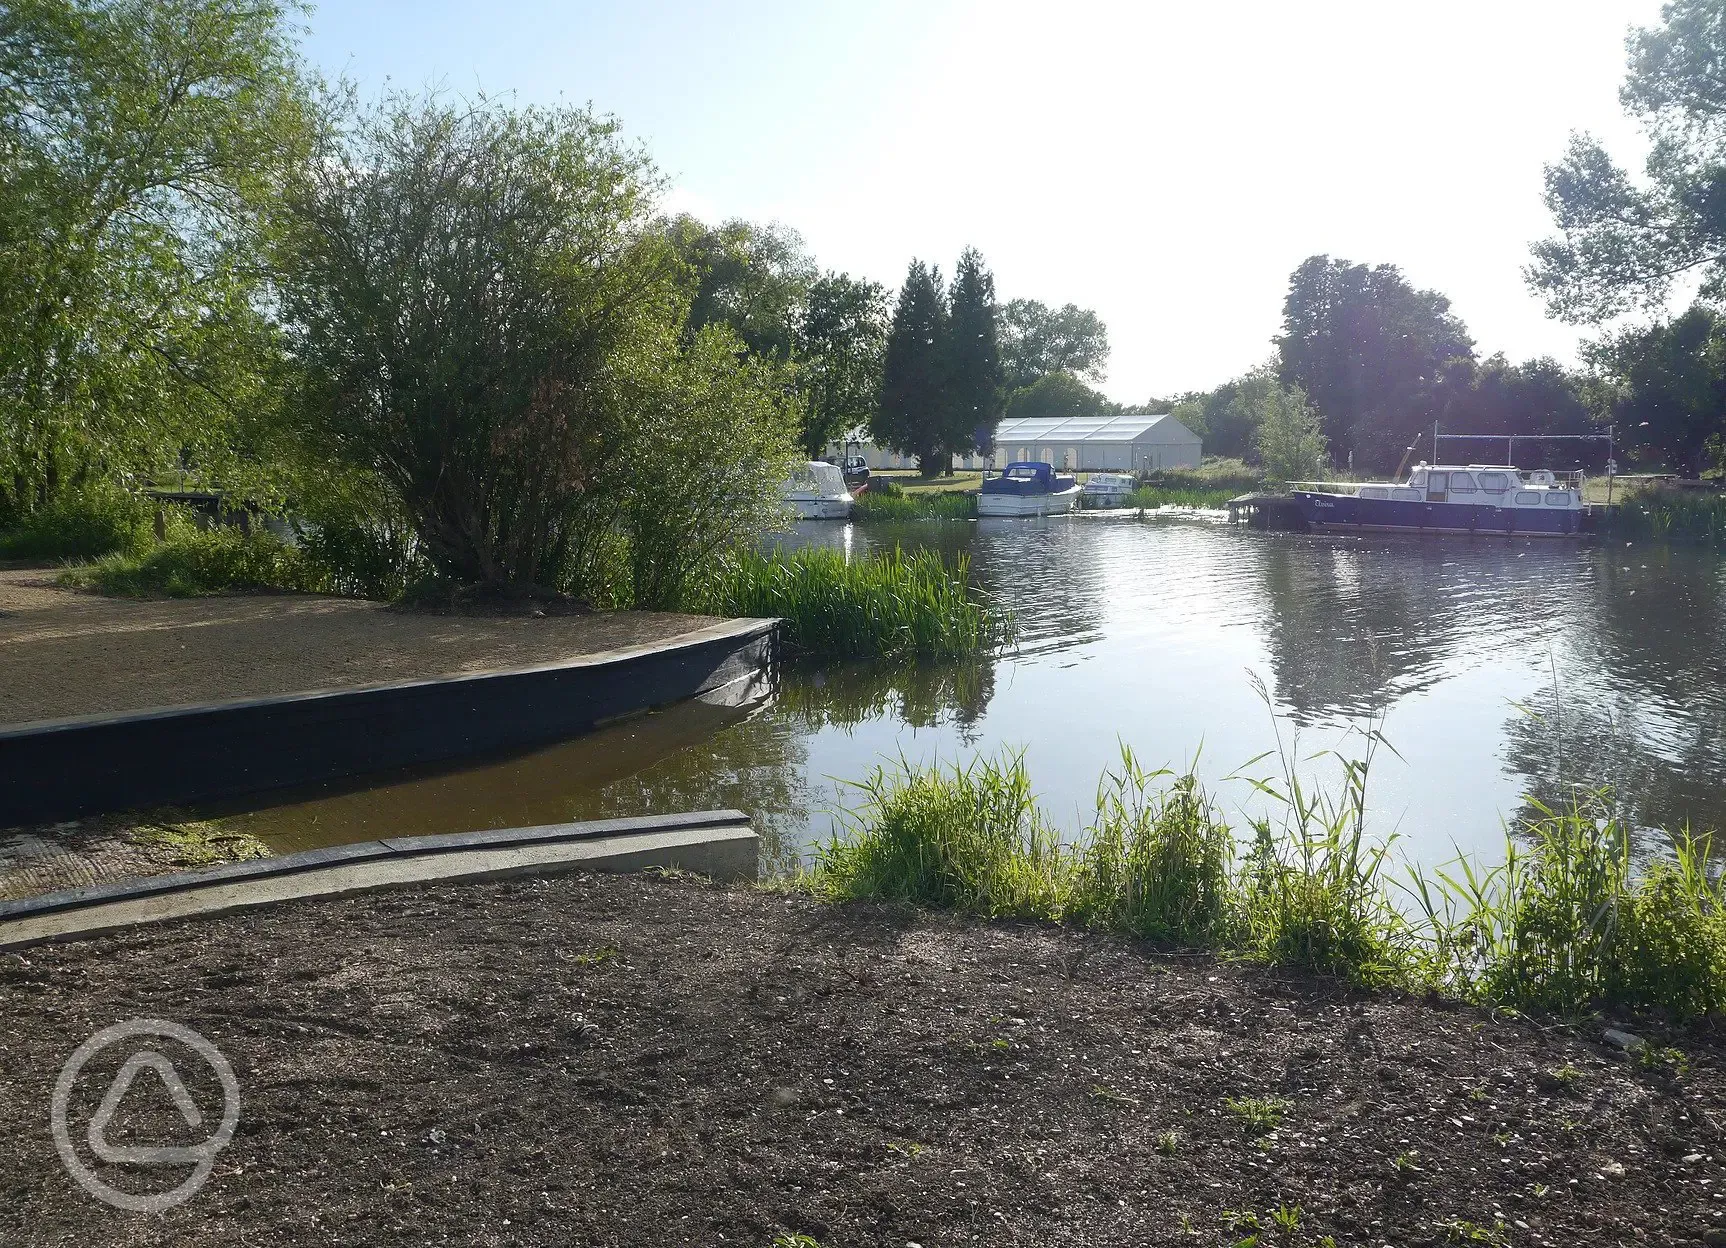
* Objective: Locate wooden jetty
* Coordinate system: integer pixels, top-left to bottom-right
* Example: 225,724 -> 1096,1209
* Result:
1226,493 -> 1308,531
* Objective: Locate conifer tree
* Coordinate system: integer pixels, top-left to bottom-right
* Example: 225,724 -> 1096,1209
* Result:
946,247 -> 1002,457
873,260 -> 951,474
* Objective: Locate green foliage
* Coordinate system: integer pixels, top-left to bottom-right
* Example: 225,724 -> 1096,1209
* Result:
795,273 -> 887,458
1408,798 -> 1726,1018
999,298 -> 1109,391
1252,381 -> 1328,485
1003,371 -> 1115,424
817,751 -> 1070,920
1608,486 -> 1726,546
691,546 -> 1006,660
1277,255 -> 1474,471
1124,484 -> 1238,509
662,214 -> 814,361
1529,2 -> 1726,323
0,483 -> 150,560
874,259 -> 953,474
63,520 -> 312,597
617,326 -> 799,609
1068,747 -> 1233,944
852,489 -> 976,521
0,0 -> 313,518
1593,307 -> 1726,477
947,248 -> 1004,456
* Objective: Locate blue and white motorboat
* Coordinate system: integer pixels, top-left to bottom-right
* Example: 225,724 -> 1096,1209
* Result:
978,462 -> 1082,517
1291,463 -> 1585,536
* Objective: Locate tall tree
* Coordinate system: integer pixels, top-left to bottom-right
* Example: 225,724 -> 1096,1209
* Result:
1275,255 -> 1474,471
1003,372 -> 1115,423
1442,355 -> 1606,467
1252,381 -> 1328,484
0,0 -> 313,520
999,299 -> 1109,391
873,260 -> 950,474
794,272 -> 886,458
1595,307 -> 1726,477
946,247 -> 1003,456
1529,0 -> 1726,322
662,215 -> 815,360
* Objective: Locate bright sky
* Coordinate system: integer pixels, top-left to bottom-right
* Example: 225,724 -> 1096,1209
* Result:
300,0 -> 1667,403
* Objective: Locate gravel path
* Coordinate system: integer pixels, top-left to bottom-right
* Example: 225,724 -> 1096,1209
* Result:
0,567 -> 718,725
2,873 -> 1722,1246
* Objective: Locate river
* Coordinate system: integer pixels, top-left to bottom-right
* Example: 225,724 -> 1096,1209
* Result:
226,513 -> 1726,874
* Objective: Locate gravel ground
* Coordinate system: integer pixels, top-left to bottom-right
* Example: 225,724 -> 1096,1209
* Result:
2,873 -> 1723,1246
0,567 -> 718,725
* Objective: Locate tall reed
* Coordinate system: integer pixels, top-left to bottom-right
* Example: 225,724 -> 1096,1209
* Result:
693,545 -> 1008,660
1608,488 -> 1726,547
853,490 -> 977,521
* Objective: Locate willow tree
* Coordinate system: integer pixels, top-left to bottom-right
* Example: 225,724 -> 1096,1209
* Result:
277,94 -> 794,602
0,0 -> 312,520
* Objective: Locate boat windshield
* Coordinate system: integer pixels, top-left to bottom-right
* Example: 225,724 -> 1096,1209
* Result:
1005,465 -> 1047,481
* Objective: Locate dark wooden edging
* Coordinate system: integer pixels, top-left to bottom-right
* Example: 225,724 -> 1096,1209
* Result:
0,618 -> 777,826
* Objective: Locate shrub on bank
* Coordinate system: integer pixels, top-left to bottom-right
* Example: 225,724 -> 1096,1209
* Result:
692,546 -> 1007,660
852,490 -> 976,521
0,485 -> 152,561
62,524 -> 315,597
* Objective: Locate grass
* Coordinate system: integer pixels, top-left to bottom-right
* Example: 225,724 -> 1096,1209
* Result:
0,485 -> 152,561
1126,483 -> 1240,510
808,703 -> 1726,1019
59,523 -> 316,597
853,487 -> 977,521
692,545 -> 1010,660
1605,485 -> 1726,547
867,470 -> 983,495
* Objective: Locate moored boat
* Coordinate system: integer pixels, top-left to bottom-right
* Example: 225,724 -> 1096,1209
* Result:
978,461 -> 1082,517
1079,472 -> 1137,509
1290,464 -> 1585,536
780,460 -> 854,520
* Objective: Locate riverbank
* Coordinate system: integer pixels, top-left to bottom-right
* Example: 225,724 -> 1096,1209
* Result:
1,871 -> 1720,1246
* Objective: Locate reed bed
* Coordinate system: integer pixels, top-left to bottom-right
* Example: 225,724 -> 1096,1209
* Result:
693,545 -> 1009,660
811,737 -> 1726,1018
1125,484 -> 1239,510
1607,487 -> 1726,547
852,489 -> 977,521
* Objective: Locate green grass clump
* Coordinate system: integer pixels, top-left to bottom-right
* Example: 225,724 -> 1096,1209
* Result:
1126,484 -> 1239,510
0,485 -> 152,560
1607,487 -> 1726,547
852,488 -> 977,521
1067,746 -> 1233,943
62,524 -> 314,597
693,545 -> 1008,660
817,751 -> 1069,919
1408,800 -> 1726,1017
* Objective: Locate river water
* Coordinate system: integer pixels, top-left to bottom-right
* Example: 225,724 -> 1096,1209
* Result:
229,513 -> 1726,874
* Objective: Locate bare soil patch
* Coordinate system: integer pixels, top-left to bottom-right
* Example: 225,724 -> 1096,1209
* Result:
0,567 -> 719,725
1,873 -> 1722,1246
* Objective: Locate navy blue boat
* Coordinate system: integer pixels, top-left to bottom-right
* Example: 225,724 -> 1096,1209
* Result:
1291,464 -> 1585,536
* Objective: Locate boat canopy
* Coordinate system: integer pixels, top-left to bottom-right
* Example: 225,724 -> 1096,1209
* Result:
1001,462 -> 1056,484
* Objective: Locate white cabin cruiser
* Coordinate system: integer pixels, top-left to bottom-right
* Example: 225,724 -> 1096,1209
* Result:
1080,473 -> 1137,508
780,460 -> 854,520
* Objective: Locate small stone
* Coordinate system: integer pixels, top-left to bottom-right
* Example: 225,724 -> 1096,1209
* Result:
1600,1160 -> 1625,1178
425,1127 -> 446,1145
1687,1153 -> 1705,1164
1602,1028 -> 1645,1051
769,1086 -> 801,1108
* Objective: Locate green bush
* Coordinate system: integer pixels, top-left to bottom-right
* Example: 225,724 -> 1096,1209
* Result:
62,523 -> 313,597
1608,487 -> 1726,547
852,489 -> 976,521
0,486 -> 151,560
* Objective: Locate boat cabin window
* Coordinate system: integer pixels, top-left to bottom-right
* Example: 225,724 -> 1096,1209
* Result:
1359,486 -> 1389,499
1408,470 -> 1426,489
1515,490 -> 1542,506
1447,472 -> 1477,494
1544,491 -> 1572,506
1005,465 -> 1044,480
1477,472 -> 1511,493
1394,487 -> 1422,501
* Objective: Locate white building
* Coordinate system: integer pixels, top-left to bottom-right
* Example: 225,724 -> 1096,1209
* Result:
989,412 -> 1202,472
829,412 -> 1202,474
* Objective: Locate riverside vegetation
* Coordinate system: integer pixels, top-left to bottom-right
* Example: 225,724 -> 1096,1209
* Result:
813,712 -> 1726,1020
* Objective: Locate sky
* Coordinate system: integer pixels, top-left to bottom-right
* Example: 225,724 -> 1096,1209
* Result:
298,0 -> 1669,404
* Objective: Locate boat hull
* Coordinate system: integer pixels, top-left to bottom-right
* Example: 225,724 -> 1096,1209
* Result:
787,495 -> 853,520
1291,492 -> 1582,536
977,487 -> 1082,517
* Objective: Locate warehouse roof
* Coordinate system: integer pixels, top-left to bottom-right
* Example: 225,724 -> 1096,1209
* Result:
993,412 -> 1195,443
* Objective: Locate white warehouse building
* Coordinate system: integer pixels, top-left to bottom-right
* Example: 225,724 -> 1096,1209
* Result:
989,412 -> 1202,473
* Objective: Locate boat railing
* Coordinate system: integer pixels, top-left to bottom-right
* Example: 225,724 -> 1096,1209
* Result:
1284,480 -> 1359,495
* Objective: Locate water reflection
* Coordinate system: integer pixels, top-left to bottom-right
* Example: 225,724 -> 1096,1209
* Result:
225,516 -> 1726,871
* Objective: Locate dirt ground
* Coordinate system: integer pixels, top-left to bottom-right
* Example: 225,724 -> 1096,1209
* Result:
0,567 -> 720,725
1,873 -> 1723,1247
